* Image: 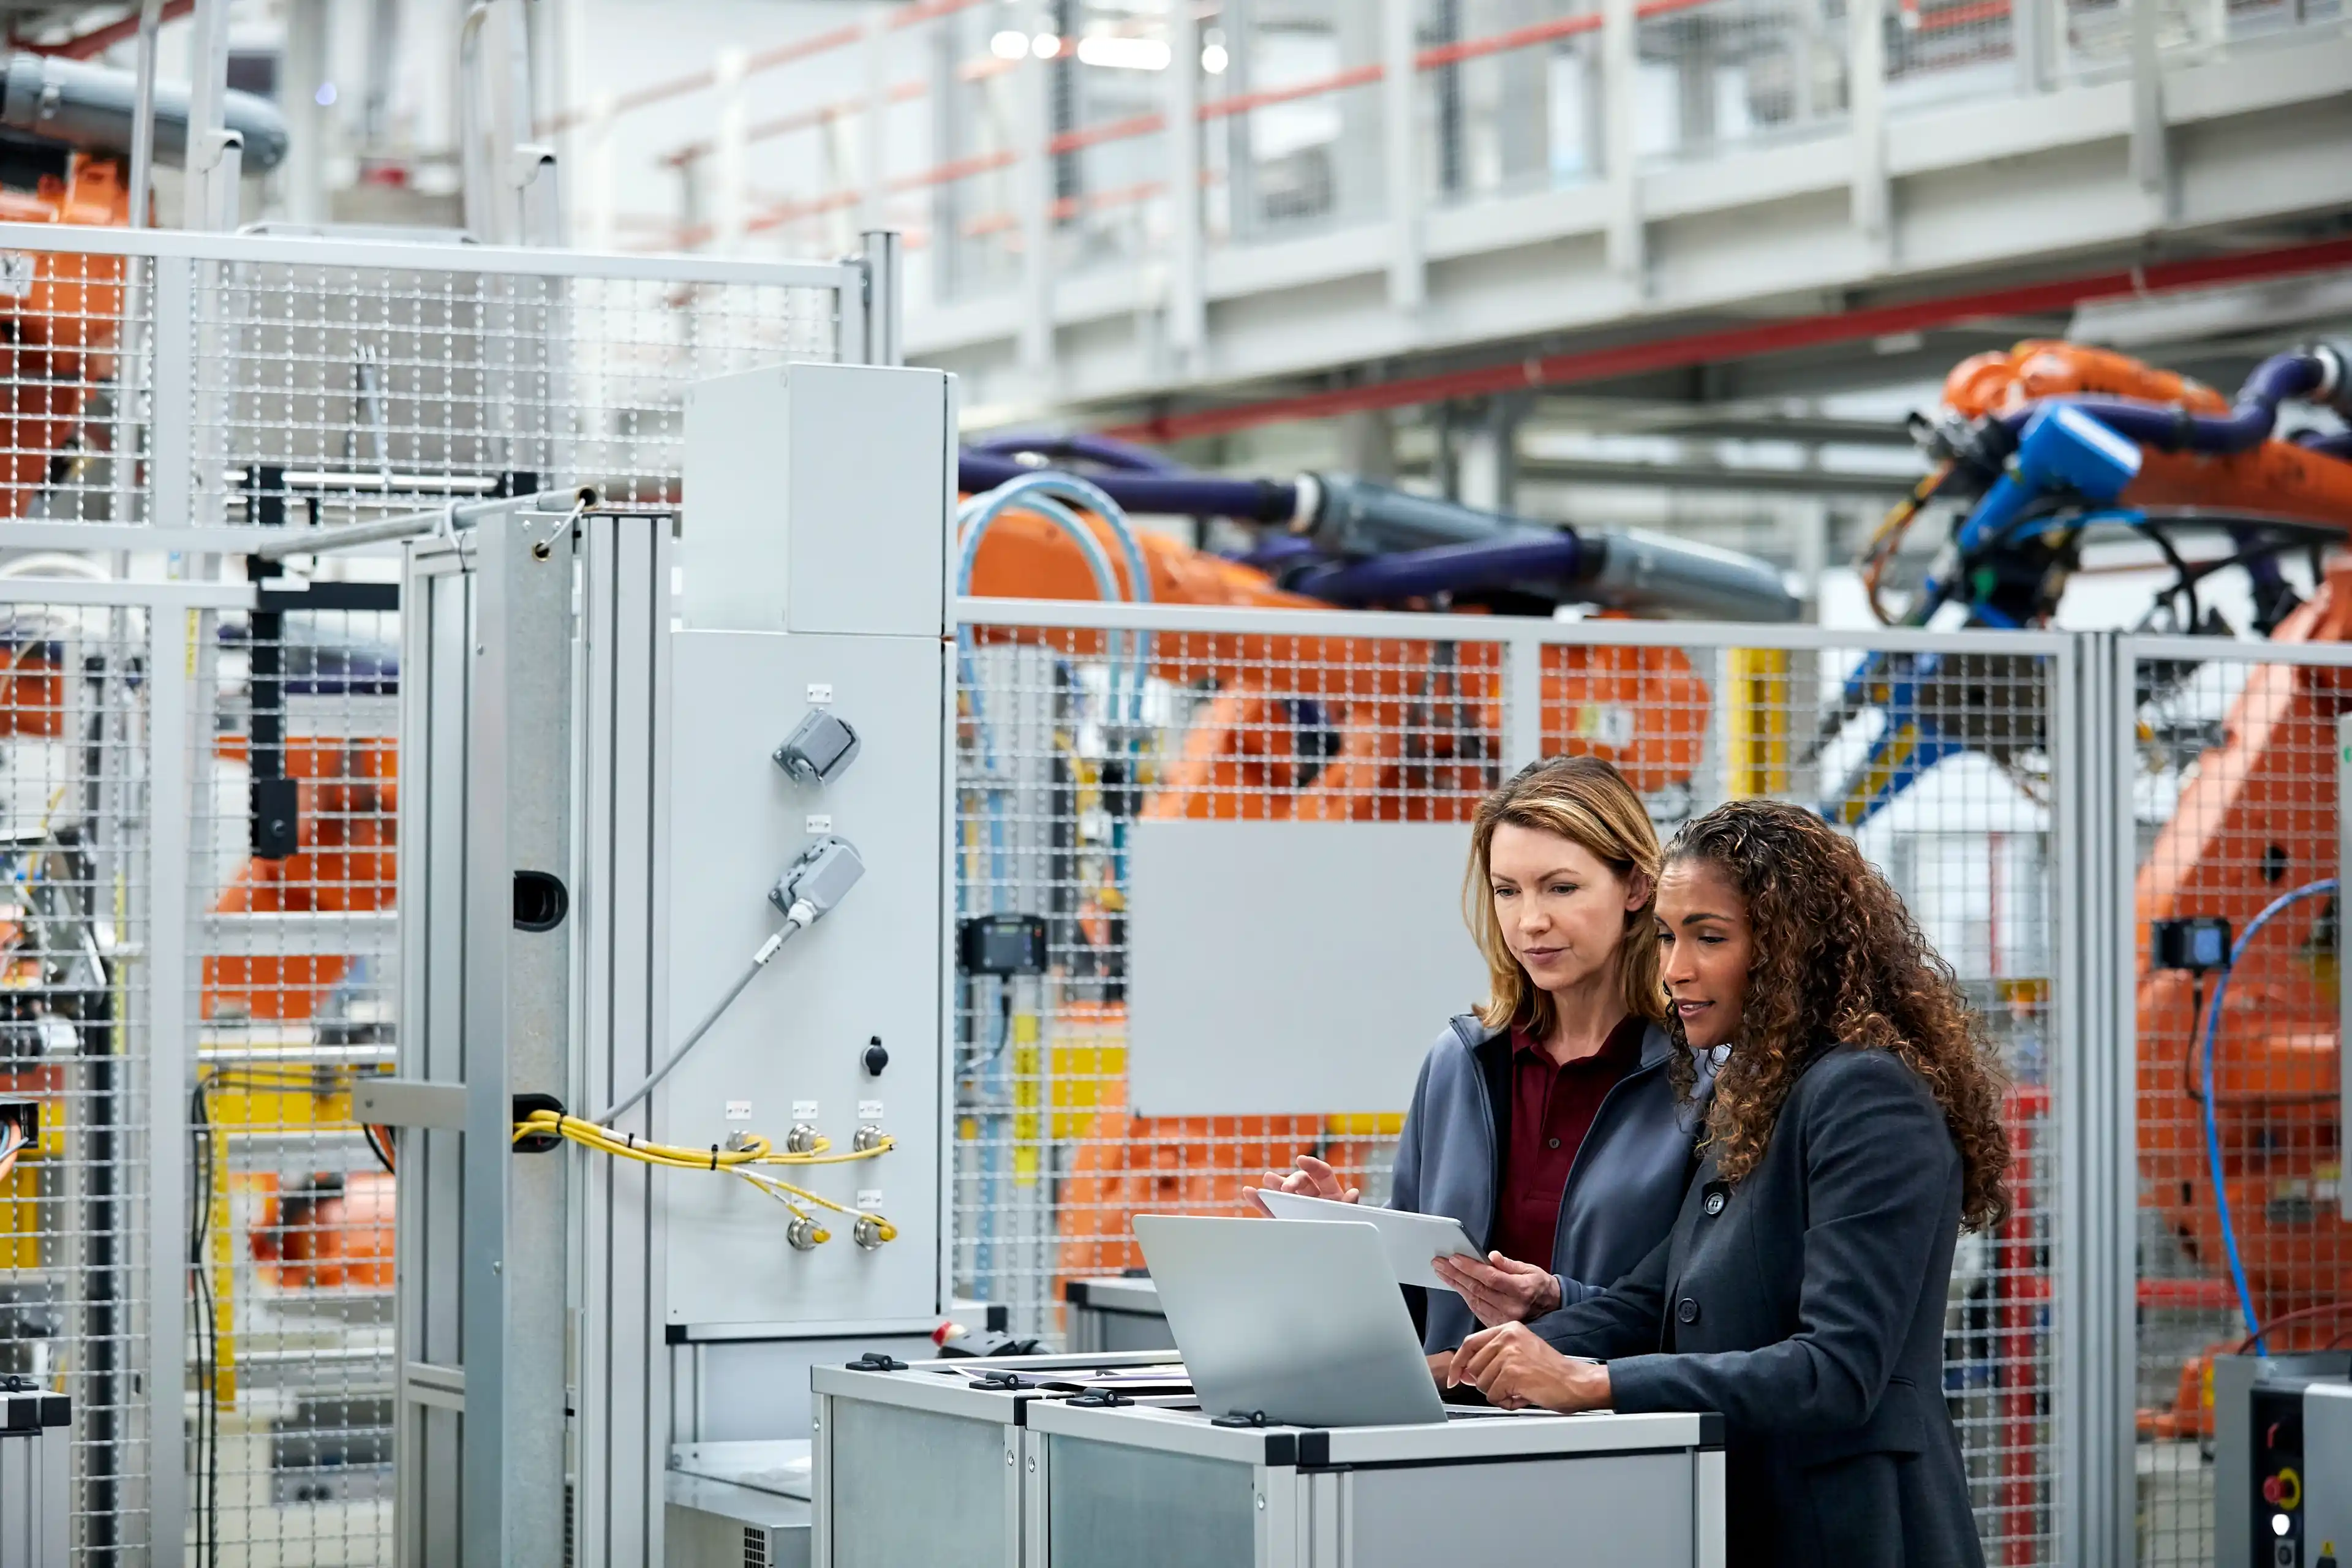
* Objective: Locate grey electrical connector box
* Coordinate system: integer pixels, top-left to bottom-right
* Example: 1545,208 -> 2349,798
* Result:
775,707 -> 861,784
770,835 -> 866,920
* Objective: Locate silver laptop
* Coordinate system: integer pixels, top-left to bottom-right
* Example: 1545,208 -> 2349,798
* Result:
1133,1214 -> 1450,1427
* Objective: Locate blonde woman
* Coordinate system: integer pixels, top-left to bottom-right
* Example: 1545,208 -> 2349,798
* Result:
1257,755 -> 1708,1370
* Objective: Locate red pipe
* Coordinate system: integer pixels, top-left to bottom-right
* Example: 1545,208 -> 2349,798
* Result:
1103,237 -> 2352,443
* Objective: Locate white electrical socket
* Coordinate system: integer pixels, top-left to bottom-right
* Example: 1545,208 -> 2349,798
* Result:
805,814 -> 832,834
725,1100 -> 753,1121
792,1100 -> 820,1120
805,682 -> 833,705
857,1100 -> 884,1120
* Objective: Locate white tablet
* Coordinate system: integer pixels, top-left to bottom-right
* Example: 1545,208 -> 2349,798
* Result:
1253,1188 -> 1485,1292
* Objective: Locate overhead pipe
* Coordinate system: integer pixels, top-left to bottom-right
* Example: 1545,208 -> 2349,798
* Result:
0,51 -> 287,170
1998,344 -> 2352,454
959,450 -> 1297,522
966,432 -> 1183,475
956,453 -> 1800,621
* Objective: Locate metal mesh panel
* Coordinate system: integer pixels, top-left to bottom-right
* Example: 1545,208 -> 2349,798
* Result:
1050,7 -> 1178,278
952,614 -> 2061,1562
2046,0 -> 2334,80
1887,0 -> 2016,94
0,597 -> 155,1563
1200,0 -> 1387,249
1636,0 -> 1852,161
905,8 -> 1028,303
0,250 -> 153,527
2127,647 -> 2351,1567
189,601 -> 398,1566
190,261 -> 837,528
1418,0 -> 1606,203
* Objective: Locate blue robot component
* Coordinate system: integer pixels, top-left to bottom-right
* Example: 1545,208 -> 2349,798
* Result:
1823,405 -> 2139,827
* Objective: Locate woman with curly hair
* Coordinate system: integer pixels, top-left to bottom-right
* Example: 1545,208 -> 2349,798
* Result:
1450,799 -> 2008,1568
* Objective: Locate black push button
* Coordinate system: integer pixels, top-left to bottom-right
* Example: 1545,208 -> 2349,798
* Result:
1676,1298 -> 1700,1324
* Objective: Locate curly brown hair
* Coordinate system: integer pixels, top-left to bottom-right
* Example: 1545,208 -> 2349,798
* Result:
1662,800 -> 2011,1232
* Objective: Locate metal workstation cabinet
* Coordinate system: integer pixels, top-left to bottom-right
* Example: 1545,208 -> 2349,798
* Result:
807,1352 -> 1187,1566
1026,1399 -> 1725,1567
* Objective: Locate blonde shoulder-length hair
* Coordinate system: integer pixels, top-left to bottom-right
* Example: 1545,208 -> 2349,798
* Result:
1462,755 -> 1666,1039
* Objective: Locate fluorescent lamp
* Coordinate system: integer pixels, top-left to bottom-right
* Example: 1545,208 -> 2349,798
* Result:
1076,35 -> 1172,69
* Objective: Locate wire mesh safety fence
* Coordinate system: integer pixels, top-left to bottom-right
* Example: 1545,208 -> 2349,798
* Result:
951,609 -> 2067,1564
1418,0 -> 1607,203
894,6 -> 1029,304
0,236 -> 850,541
1047,9 -> 1180,280
0,250 -> 154,528
2049,0 -> 2339,81
1635,0 -> 1855,161
187,602 -> 399,1567
192,260 -> 840,528
1886,0 -> 2016,93
1200,0 -> 1388,248
0,229 -> 865,1564
0,596 -> 157,1562
2124,640 -> 2352,1568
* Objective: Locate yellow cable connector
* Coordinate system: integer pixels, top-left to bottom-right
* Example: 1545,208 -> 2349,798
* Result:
510,1110 -> 897,1243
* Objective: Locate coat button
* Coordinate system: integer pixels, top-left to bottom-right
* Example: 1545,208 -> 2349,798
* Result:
1676,1297 -> 1700,1324
1703,1191 -> 1726,1216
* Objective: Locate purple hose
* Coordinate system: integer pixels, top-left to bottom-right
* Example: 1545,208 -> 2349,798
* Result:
2299,431 -> 2352,461
1999,350 -> 2337,454
1291,532 -> 1588,604
966,431 -> 1182,475
959,451 -> 1299,522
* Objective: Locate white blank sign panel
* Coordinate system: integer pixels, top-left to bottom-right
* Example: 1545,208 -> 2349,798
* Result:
1127,819 -> 1487,1117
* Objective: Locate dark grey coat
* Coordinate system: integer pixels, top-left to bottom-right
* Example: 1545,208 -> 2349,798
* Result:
1529,1044 -> 1985,1568
1389,1014 -> 1706,1355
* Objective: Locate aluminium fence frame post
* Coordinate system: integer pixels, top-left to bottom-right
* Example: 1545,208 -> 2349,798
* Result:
2054,628 -> 2133,1567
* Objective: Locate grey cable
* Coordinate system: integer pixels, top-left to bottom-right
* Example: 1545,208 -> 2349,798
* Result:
595,919 -> 801,1125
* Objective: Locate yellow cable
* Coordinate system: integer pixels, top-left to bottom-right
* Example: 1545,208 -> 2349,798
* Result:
510,1110 -> 897,1241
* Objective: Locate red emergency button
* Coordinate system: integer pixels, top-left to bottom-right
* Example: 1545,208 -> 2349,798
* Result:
2264,1476 -> 2284,1504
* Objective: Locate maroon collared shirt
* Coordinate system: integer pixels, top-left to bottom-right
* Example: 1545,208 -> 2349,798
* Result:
1490,1014 -> 1648,1273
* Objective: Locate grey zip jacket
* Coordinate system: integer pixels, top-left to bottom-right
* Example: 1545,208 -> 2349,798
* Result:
1390,1013 -> 1711,1355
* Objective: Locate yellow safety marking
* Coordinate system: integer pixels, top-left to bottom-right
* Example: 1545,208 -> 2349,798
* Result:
0,1163 -> 39,1269
1838,725 -> 1919,826
1725,649 -> 1792,799
1012,1014 -> 1041,1186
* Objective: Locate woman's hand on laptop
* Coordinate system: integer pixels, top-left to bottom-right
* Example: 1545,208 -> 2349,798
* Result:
1448,1322 -> 1609,1413
1245,1154 -> 1358,1215
1432,1252 -> 1564,1327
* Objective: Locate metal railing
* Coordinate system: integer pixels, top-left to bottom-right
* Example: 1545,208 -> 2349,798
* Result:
598,0 -> 2341,330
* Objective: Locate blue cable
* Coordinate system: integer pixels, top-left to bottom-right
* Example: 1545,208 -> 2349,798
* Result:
2196,877 -> 2337,1356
